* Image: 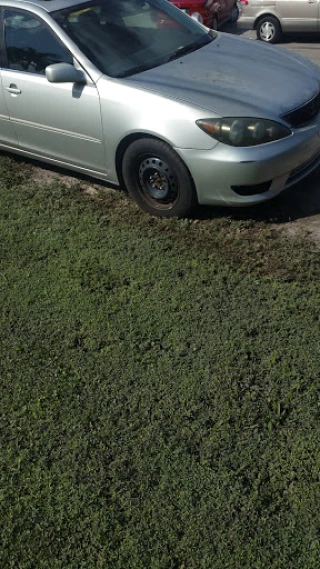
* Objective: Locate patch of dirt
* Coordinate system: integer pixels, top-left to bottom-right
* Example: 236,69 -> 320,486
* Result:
278,216 -> 320,247
30,165 -> 78,187
28,161 -> 110,199
29,162 -> 91,189
26,160 -> 320,247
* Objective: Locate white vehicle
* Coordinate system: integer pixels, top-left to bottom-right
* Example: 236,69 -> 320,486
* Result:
238,0 -> 320,43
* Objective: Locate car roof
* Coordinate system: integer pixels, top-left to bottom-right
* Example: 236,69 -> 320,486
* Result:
17,0 -> 92,13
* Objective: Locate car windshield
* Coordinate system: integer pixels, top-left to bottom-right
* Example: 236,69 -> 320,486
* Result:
52,0 -> 213,78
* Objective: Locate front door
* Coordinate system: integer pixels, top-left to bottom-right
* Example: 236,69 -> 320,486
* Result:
2,9 -> 105,173
276,0 -> 319,32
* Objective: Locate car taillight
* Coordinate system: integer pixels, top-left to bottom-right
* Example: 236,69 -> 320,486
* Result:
240,0 -> 248,4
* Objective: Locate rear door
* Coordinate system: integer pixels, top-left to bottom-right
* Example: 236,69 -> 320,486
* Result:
276,0 -> 319,32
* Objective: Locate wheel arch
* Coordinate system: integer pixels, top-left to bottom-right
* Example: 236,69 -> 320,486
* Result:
115,132 -> 197,194
254,13 -> 282,32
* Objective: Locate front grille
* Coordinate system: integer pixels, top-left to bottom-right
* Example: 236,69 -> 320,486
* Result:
282,91 -> 320,128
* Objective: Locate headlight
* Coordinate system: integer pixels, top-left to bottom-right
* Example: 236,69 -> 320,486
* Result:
196,117 -> 292,146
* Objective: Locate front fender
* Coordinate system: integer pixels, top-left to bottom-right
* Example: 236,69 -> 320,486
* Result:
253,9 -> 279,29
98,76 -> 218,182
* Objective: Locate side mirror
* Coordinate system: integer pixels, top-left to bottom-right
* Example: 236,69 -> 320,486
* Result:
191,12 -> 203,23
45,63 -> 86,84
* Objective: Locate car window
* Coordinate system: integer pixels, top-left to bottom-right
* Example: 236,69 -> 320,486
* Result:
52,0 -> 212,78
4,10 -> 73,74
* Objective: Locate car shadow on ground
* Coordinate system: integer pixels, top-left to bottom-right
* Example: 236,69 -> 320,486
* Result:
222,22 -> 251,37
277,33 -> 320,46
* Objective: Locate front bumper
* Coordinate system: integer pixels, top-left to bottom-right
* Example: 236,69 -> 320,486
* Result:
177,118 -> 320,206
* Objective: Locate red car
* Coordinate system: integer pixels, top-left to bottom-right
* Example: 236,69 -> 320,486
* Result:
170,0 -> 239,29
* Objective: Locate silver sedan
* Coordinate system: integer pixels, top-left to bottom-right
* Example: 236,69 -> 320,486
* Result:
1,0 -> 320,217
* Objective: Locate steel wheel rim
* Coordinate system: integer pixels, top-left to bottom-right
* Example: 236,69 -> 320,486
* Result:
260,21 -> 275,41
138,156 -> 179,209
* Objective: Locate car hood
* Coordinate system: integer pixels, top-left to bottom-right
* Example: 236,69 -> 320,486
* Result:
125,33 -> 320,120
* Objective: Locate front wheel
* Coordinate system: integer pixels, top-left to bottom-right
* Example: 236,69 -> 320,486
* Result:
122,138 -> 197,218
256,16 -> 281,43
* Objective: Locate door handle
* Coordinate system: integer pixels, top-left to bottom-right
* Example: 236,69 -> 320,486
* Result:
5,84 -> 21,95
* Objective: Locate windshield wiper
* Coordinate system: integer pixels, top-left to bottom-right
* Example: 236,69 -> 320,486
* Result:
116,61 -> 158,78
165,37 -> 212,63
116,35 -> 212,78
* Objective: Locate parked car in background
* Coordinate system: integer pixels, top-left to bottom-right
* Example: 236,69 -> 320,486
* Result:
1,0 -> 320,218
169,0 -> 239,29
238,0 -> 320,43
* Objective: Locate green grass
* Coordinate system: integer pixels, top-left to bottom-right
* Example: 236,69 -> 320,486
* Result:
1,156 -> 320,568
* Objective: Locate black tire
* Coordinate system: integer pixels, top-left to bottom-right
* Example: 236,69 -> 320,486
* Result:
256,16 -> 281,43
122,138 -> 197,218
230,4 -> 239,23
